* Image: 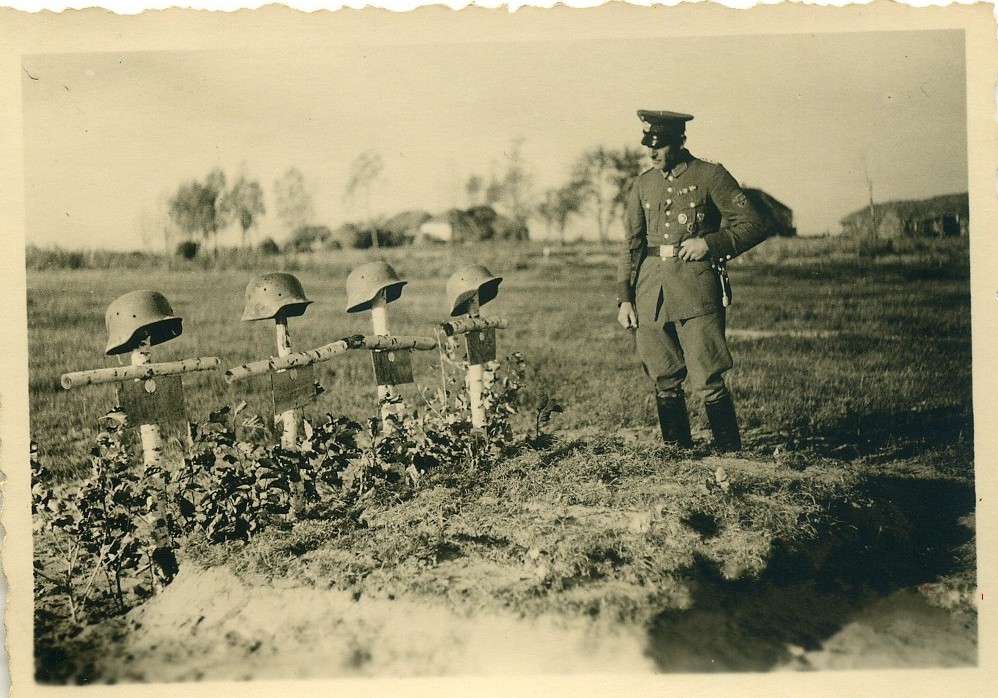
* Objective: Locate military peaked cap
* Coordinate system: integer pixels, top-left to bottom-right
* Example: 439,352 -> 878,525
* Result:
637,109 -> 694,147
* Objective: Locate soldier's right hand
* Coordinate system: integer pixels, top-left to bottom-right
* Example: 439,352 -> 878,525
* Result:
617,302 -> 638,330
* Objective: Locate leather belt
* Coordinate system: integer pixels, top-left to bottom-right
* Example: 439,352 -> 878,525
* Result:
647,245 -> 677,259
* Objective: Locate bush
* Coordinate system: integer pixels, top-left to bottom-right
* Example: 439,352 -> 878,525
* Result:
25,247 -> 87,270
334,222 -> 408,249
175,240 -> 199,260
259,237 -> 281,255
289,225 -> 334,253
449,206 -> 529,242
856,235 -> 895,257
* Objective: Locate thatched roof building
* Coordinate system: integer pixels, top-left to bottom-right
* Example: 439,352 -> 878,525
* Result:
743,188 -> 795,237
840,193 -> 969,238
417,206 -> 529,243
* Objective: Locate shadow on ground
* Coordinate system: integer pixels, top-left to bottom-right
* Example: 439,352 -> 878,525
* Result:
747,404 -> 973,469
645,475 -> 976,672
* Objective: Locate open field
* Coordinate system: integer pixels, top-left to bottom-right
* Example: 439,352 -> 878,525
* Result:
27,237 -> 977,680
28,237 -> 973,473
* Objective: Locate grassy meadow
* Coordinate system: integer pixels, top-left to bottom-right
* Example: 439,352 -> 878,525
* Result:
27,236 -> 978,678
28,236 -> 973,475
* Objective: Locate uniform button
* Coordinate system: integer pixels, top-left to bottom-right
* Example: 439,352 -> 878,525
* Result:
664,234 -> 669,239
666,199 -> 672,205
665,222 -> 671,227
668,176 -> 674,181
667,187 -> 673,193
690,202 -> 696,208
645,203 -> 650,209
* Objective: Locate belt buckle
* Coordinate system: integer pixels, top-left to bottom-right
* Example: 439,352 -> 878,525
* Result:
660,244 -> 675,259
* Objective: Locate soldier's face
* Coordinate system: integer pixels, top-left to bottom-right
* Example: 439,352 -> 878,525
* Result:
648,144 -> 680,170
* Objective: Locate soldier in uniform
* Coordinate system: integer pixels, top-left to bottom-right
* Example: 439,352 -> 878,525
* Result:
616,110 -> 768,451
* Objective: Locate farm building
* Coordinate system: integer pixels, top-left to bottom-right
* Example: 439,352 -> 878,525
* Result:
839,193 -> 969,238
417,205 -> 529,243
383,209 -> 432,239
743,188 -> 796,237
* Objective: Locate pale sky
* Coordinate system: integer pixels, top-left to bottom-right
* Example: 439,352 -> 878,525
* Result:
22,29 -> 967,249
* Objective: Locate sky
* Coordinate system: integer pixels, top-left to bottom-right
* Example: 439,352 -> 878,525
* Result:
21,28 -> 967,250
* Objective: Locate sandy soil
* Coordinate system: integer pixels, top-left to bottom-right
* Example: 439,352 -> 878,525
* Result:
84,564 -> 976,683
781,588 -> 977,671
89,566 -> 657,682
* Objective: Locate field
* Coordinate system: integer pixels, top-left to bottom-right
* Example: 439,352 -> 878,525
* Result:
27,237 -> 978,681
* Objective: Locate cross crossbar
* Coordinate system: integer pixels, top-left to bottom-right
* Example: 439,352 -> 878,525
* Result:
442,316 -> 509,337
61,356 -> 220,390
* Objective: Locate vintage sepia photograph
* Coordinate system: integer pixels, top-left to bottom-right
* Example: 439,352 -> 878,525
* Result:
2,3 -> 996,696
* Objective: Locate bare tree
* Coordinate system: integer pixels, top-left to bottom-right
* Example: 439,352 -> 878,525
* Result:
167,168 -> 230,256
484,175 -> 504,207
552,179 -> 586,245
861,155 -> 878,241
222,175 -> 266,249
465,174 -> 484,207
573,146 -> 644,246
536,189 -> 559,240
475,138 -> 535,230
495,137 -> 534,228
274,167 -> 314,239
344,151 -> 384,248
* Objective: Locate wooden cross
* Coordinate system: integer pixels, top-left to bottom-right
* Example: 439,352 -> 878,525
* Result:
61,337 -> 219,581
362,288 -> 437,421
61,344 -> 220,458
227,333 -> 437,419
442,302 -> 509,430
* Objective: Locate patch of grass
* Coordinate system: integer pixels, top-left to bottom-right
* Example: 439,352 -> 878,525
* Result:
28,238 -> 971,473
29,238 -> 977,674
206,433 -> 866,623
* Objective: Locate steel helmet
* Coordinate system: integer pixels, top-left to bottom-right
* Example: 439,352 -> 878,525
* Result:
241,272 -> 313,322
446,265 -> 503,317
104,290 -> 183,355
345,261 -> 407,313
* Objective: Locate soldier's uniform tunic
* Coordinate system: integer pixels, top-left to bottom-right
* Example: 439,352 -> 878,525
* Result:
617,149 -> 768,404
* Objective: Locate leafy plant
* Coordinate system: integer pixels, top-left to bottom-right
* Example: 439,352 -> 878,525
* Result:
31,412 -> 168,627
176,407 -> 301,542
33,350 -> 535,640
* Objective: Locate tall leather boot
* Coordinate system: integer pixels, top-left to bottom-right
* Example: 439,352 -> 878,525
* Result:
705,393 -> 741,452
656,393 -> 692,448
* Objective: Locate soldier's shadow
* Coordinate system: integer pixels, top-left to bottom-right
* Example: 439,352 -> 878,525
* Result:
750,403 -> 973,465
645,475 -> 976,672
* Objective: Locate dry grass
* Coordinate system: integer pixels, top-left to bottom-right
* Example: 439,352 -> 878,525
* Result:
30,237 -> 977,680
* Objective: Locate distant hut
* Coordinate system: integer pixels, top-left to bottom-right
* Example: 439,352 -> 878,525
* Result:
417,205 -> 529,243
383,210 -> 432,241
839,193 -> 969,239
743,188 -> 796,237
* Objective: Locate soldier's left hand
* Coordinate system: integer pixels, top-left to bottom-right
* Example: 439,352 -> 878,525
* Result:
678,238 -> 710,261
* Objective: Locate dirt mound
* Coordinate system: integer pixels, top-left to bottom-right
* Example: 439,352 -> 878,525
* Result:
91,566 -> 655,682
780,588 -> 977,671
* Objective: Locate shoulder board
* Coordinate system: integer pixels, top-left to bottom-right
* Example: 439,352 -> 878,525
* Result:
639,165 -> 655,175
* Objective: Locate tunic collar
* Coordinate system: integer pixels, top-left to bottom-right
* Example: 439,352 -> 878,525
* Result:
659,149 -> 693,179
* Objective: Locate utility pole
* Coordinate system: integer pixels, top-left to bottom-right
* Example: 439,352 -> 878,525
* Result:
862,155 -> 878,242
868,179 -> 878,241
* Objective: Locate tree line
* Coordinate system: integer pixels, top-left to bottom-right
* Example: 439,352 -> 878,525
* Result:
163,142 -> 645,257
165,167 -> 309,258
462,139 -> 644,246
